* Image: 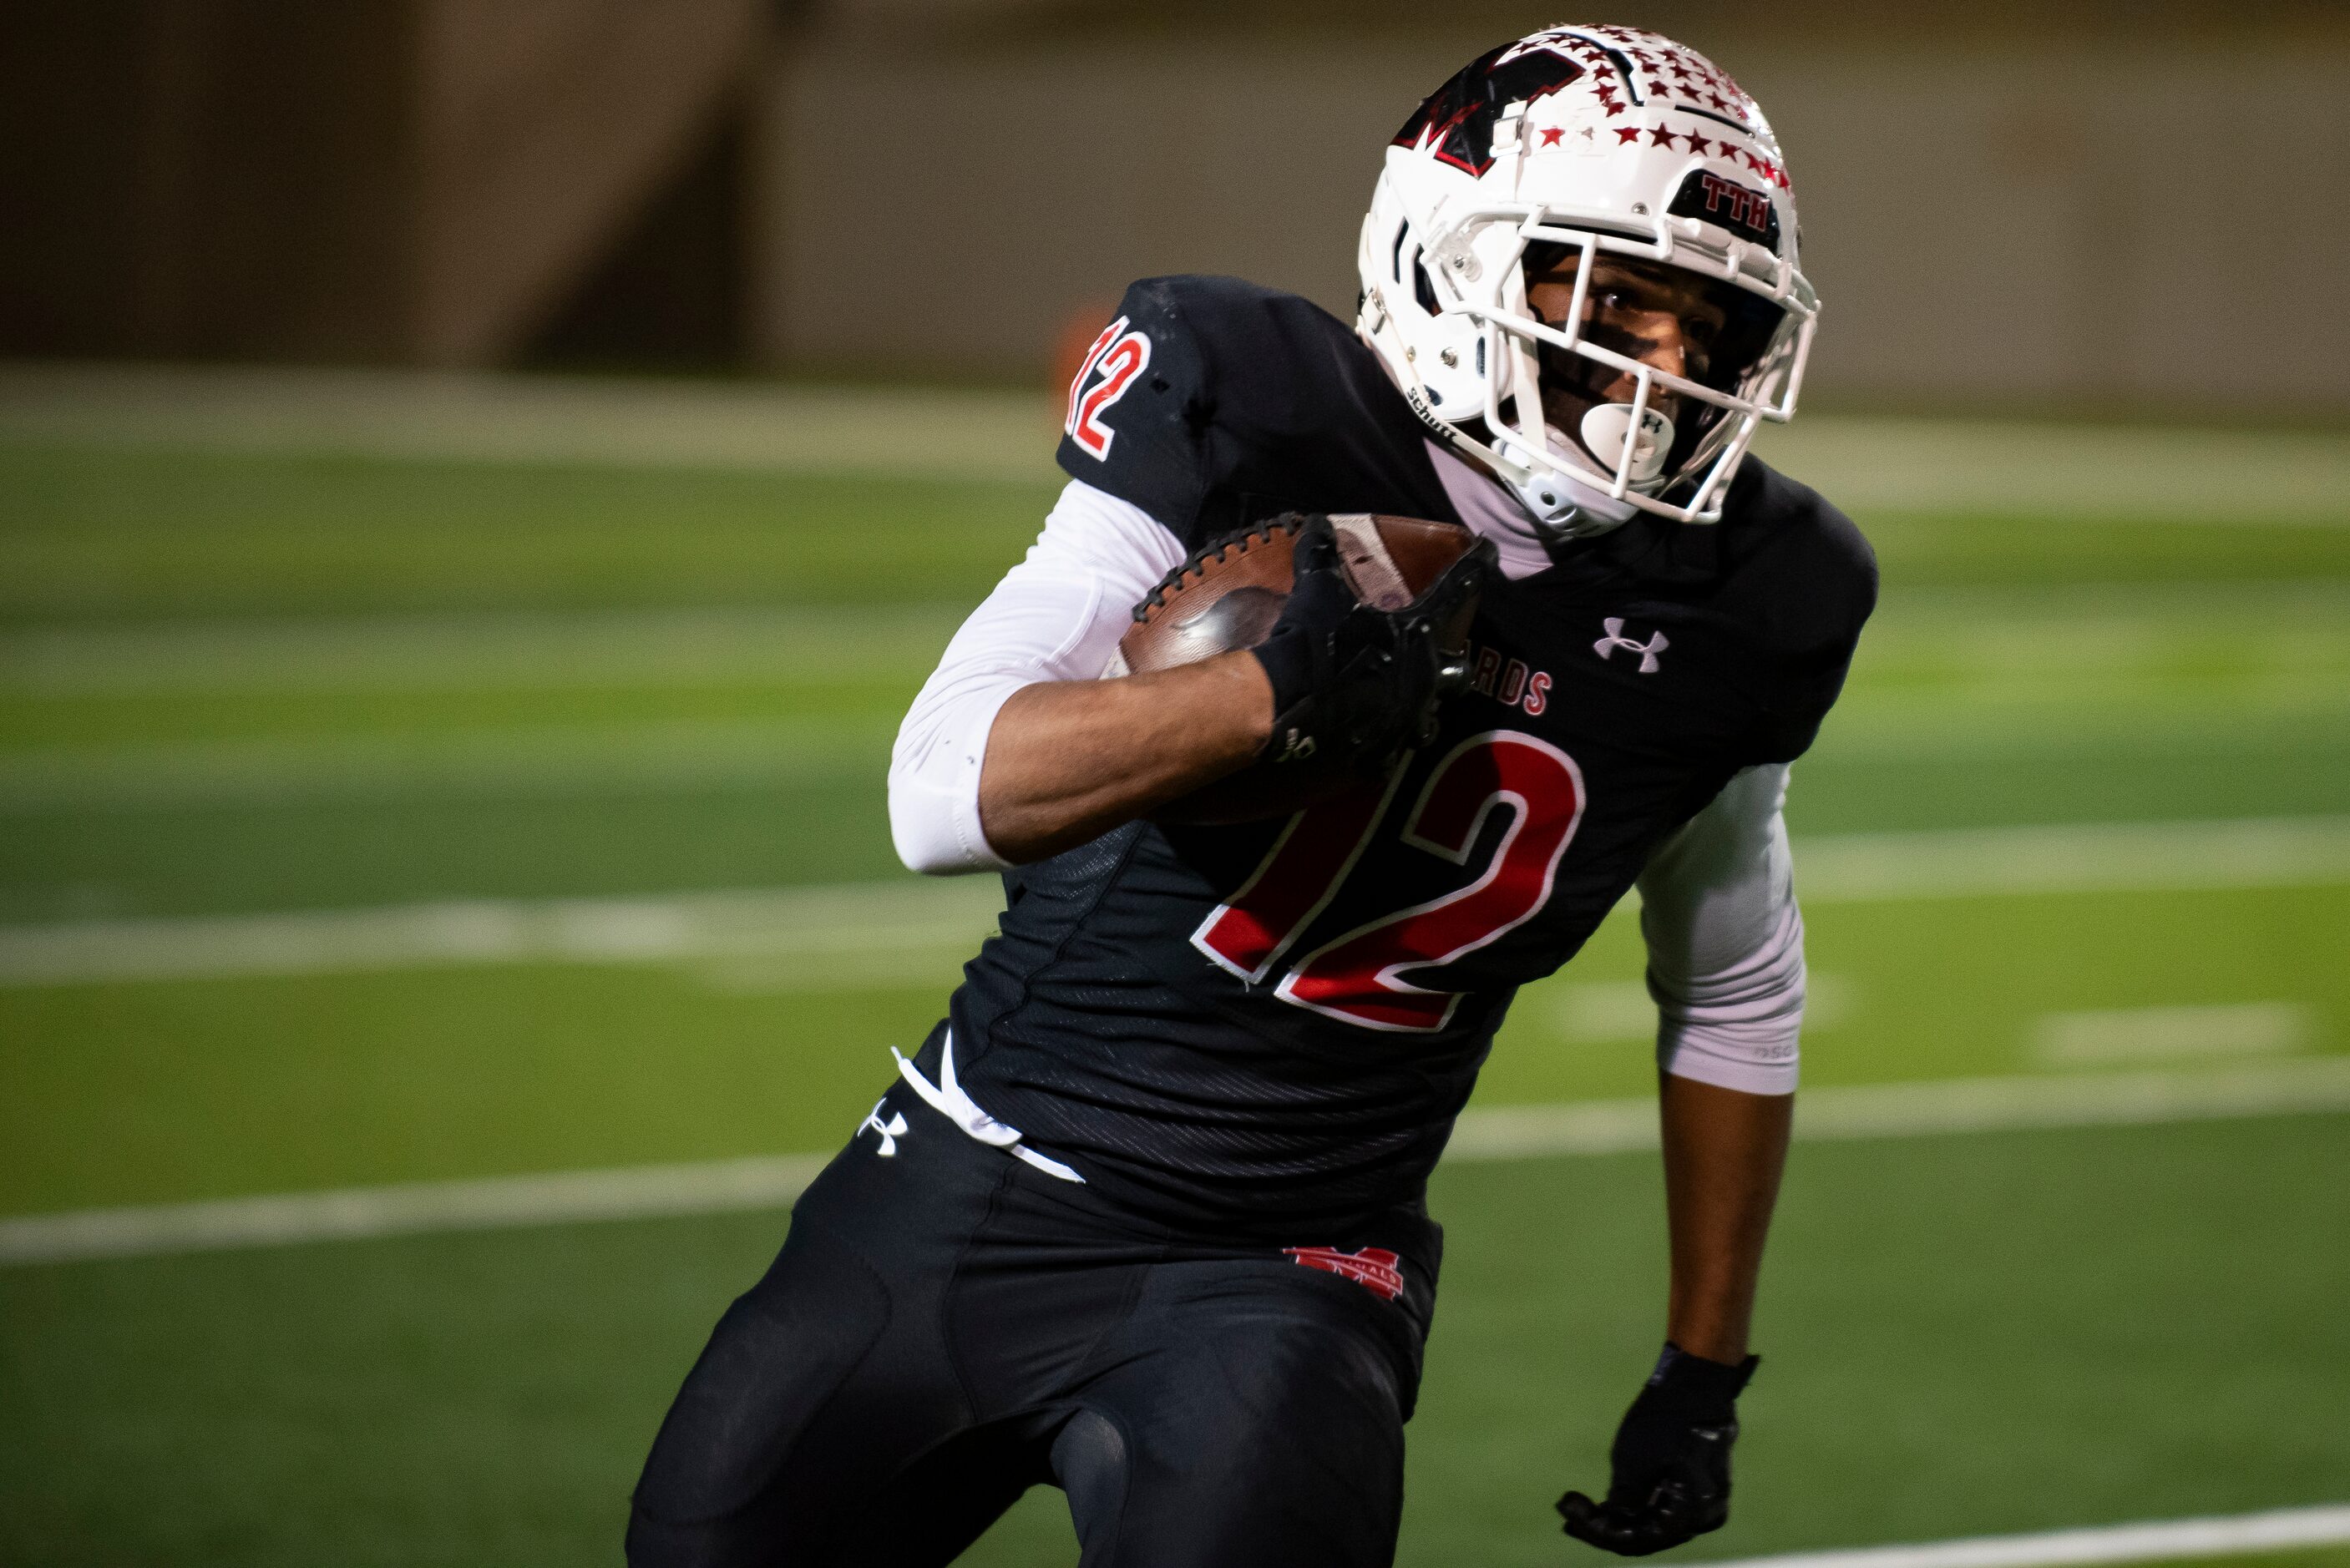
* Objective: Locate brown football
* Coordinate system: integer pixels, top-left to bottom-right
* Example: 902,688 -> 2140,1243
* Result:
1110,513 -> 1483,824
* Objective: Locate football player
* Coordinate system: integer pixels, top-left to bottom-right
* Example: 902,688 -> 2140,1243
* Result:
630,24 -> 1873,1568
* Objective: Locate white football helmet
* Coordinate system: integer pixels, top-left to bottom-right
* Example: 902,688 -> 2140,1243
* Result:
1358,25 -> 1819,535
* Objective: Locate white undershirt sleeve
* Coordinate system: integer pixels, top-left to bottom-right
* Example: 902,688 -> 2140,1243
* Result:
888,479 -> 1188,875
1637,763 -> 1806,1095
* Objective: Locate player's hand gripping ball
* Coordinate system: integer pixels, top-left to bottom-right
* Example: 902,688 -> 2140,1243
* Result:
1113,512 -> 1493,824
1557,1344 -> 1759,1556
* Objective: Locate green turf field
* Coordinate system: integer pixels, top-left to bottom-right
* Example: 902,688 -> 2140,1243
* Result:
3,417 -> 2347,1566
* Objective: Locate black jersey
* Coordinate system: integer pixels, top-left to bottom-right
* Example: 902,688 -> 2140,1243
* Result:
929,275 -> 1876,1237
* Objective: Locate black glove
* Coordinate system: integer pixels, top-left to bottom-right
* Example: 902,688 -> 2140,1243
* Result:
1557,1343 -> 1759,1556
1249,515 -> 1487,777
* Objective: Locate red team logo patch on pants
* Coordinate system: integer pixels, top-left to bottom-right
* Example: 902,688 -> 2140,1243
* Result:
1283,1245 -> 1406,1301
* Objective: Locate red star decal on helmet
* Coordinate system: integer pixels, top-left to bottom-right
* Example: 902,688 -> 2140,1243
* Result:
1539,127 -> 1566,146
1684,133 -> 1711,155
1601,99 -> 1627,117
1745,152 -> 1767,173
1615,126 -> 1643,144
1648,125 -> 1679,148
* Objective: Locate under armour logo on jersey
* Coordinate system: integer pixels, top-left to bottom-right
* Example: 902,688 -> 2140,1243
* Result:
1593,617 -> 1669,673
861,1099 -> 909,1156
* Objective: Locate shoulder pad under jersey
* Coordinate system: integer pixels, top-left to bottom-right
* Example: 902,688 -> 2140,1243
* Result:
1055,276 -> 1452,548
1717,459 -> 1879,761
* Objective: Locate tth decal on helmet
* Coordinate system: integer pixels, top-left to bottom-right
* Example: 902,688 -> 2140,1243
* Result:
1669,170 -> 1781,251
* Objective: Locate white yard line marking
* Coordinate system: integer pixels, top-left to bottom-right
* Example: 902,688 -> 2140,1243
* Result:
1553,979 -> 1664,1042
0,604 -> 965,697
0,716 -> 895,812
3,817 -> 2347,989
9,583 -> 2343,699
2034,1002 -> 2312,1067
1751,418 -> 2350,525
18,716 -> 2344,814
0,879 -> 1008,988
0,364 -> 1065,484
0,1154 -> 833,1268
1703,1503 -> 2350,1568
6,365 -> 2345,522
1789,816 -> 2350,903
5,1059 -> 2347,1267
1441,1058 -> 2350,1162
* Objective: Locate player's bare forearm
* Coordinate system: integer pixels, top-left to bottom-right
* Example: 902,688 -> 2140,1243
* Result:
1659,1074 -> 1793,1363
977,650 -> 1273,863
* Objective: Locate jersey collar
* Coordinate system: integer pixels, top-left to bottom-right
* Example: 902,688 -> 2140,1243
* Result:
1426,438 -> 1738,593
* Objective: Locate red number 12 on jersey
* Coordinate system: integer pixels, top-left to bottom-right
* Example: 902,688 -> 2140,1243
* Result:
1064,316 -> 1152,461
1193,731 -> 1587,1032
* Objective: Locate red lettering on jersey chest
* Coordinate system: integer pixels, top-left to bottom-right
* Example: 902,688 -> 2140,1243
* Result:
1467,639 -> 1552,716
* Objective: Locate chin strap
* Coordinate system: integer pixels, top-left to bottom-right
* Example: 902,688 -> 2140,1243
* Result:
1497,460 -> 1603,535
1485,432 -> 1643,541
1408,397 -> 1636,541
1507,472 -> 1633,541
1360,291 -> 1642,542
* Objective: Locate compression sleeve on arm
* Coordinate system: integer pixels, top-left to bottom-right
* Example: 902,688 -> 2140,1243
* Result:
888,479 -> 1189,875
1637,764 -> 1806,1095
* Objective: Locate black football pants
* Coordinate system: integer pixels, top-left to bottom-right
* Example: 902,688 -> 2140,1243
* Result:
626,1080 -> 1440,1567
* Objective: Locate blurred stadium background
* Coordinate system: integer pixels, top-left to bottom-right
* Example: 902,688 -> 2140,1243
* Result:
3,3 -> 2347,1565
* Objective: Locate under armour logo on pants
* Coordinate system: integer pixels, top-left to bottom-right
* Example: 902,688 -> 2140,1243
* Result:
862,1100 -> 909,1156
